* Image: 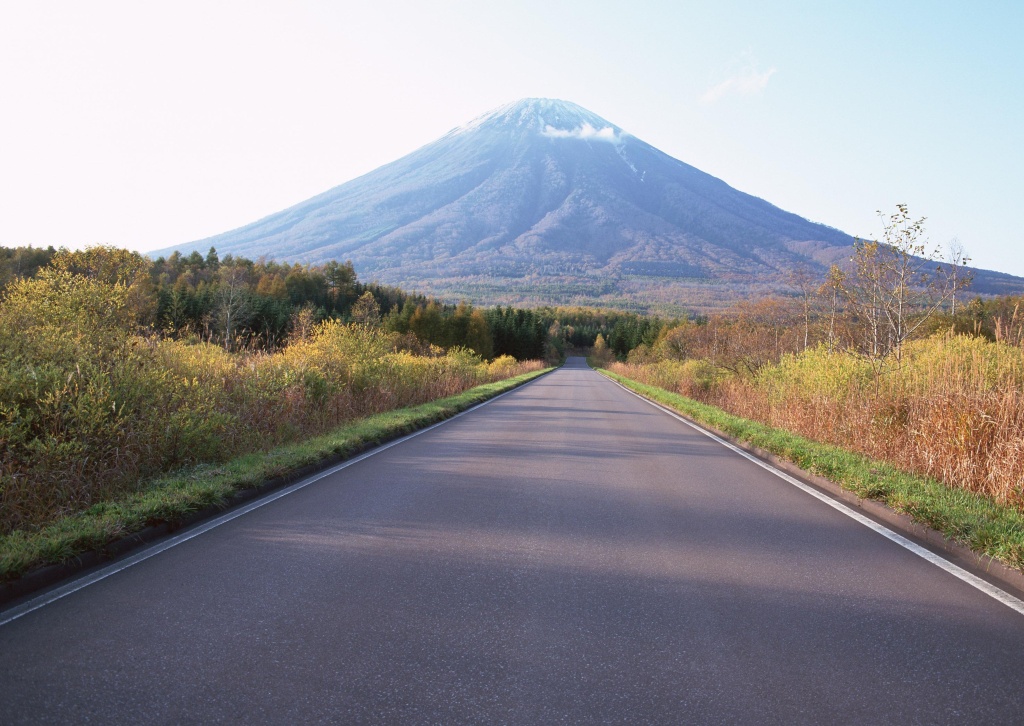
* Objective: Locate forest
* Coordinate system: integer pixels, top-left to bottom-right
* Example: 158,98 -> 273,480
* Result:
0,244 -> 565,535
0,243 -> 672,363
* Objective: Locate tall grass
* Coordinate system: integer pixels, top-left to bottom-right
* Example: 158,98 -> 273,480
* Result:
0,270 -> 542,534
610,333 -> 1024,508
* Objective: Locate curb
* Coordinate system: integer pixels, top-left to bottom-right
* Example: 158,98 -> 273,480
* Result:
0,367 -> 555,608
600,371 -> 1024,600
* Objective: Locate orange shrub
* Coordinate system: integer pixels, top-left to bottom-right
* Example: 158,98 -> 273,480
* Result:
611,334 -> 1024,508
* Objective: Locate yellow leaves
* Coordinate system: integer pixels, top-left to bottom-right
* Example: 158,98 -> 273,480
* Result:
50,246 -> 149,286
0,269 -> 135,362
1,289 -> 546,534
486,355 -> 519,378
618,332 -> 1024,508
255,273 -> 289,301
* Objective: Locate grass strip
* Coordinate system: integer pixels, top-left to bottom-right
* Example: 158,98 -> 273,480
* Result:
600,368 -> 1024,572
0,368 -> 552,583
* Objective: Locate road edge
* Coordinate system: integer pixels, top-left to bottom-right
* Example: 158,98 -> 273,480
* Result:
597,368 -> 1024,603
0,366 -> 557,612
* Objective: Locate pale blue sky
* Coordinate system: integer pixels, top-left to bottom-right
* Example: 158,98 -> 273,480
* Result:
1,1 -> 1021,275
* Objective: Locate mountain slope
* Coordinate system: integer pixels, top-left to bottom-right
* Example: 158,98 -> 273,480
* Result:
157,99 -> 1023,310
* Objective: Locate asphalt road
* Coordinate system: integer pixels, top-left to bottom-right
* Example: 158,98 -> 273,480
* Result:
2,357 -> 1024,724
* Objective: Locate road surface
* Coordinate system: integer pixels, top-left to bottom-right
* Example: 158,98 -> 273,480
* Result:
2,357 -> 1023,724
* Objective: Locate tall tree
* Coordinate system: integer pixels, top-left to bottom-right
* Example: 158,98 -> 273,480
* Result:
351,291 -> 382,327
946,238 -> 971,317
214,266 -> 251,351
787,264 -> 817,351
819,264 -> 845,353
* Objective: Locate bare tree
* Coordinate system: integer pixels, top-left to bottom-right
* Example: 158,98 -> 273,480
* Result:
787,264 -> 818,351
818,264 -> 845,353
946,237 -> 971,316
845,205 -> 970,363
845,238 -> 886,359
214,266 -> 251,351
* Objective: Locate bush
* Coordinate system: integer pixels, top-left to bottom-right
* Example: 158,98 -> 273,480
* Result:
0,275 -> 545,535
607,333 -> 1024,510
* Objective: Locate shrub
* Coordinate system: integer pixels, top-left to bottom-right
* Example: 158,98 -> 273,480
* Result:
0,278 -> 544,535
608,333 -> 1024,509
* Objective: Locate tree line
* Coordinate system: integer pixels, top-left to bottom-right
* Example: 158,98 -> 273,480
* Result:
1,244 -> 696,364
0,245 -> 556,362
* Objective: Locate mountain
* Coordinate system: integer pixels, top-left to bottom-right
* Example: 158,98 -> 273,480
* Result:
156,99 -> 1024,311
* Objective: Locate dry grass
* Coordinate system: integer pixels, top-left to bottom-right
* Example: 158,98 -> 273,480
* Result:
0,271 -> 542,533
0,367 -> 552,581
610,333 -> 1024,509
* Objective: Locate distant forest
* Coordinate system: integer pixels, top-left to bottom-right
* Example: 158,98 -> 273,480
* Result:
0,245 -> 681,362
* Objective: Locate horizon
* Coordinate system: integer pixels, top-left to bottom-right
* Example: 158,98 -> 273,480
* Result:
2,2 -> 1022,276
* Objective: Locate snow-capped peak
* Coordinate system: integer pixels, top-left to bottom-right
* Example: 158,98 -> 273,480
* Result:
451,98 -> 625,142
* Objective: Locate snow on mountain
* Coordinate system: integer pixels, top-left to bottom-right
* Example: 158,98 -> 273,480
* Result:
154,98 -> 1024,309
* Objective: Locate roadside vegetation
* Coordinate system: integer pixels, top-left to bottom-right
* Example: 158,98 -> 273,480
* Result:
601,369 -> 1024,569
588,208 -> 1024,565
0,245 -> 549,542
4,205 -> 1022,577
0,242 -> 676,549
606,334 -> 1024,509
0,368 -> 549,582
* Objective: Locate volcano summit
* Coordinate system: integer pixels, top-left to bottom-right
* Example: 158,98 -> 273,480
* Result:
159,99 -> 1023,310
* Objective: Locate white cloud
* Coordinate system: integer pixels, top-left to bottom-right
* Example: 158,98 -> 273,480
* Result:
541,123 -> 622,143
700,52 -> 777,104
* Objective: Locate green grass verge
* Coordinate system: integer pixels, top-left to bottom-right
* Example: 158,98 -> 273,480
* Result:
600,368 -> 1024,572
0,368 -> 552,583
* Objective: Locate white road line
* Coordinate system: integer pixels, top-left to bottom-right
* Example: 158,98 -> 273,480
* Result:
0,375 -> 548,628
603,372 -> 1024,617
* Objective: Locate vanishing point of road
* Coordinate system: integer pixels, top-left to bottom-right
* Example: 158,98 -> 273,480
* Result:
2,357 -> 1023,724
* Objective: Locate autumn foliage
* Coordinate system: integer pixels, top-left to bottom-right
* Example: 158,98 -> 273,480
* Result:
0,251 -> 543,534
611,330 -> 1024,509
